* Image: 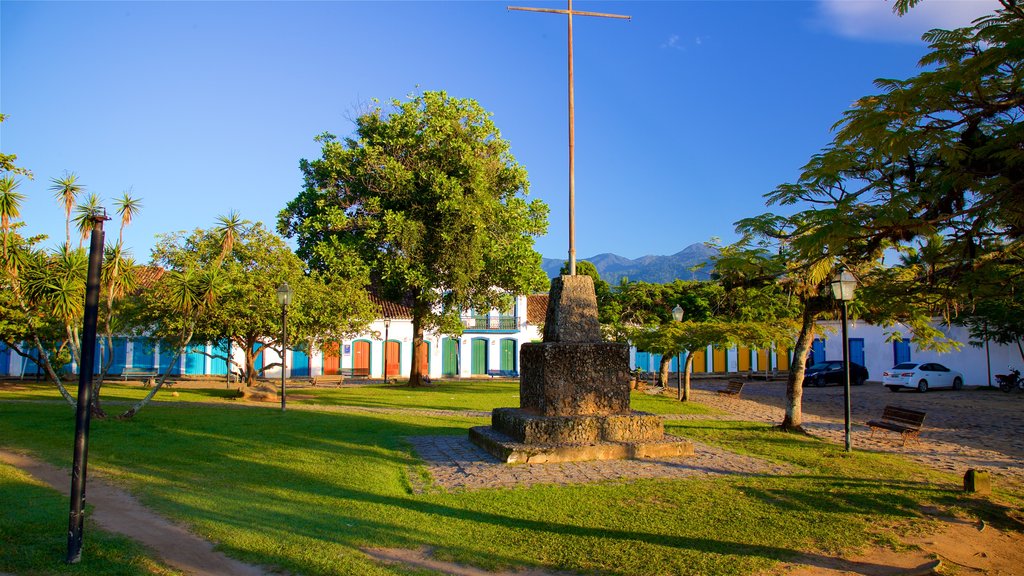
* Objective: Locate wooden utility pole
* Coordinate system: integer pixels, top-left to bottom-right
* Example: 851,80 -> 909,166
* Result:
508,1 -> 629,276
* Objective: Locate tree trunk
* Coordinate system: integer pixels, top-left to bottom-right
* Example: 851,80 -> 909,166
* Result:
408,296 -> 428,387
32,334 -> 76,407
682,353 -> 694,402
120,326 -> 192,419
780,306 -> 816,431
658,354 -> 671,387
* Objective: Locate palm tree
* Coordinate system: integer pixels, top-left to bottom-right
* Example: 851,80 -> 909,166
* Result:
0,176 -> 25,261
213,211 -> 243,266
120,267 -> 221,419
113,190 -> 142,246
49,172 -> 83,249
71,193 -> 102,248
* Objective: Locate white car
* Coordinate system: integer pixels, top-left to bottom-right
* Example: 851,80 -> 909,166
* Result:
882,362 -> 965,392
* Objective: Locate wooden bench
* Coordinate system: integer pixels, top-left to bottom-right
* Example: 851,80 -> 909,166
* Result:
121,369 -> 158,382
867,406 -> 926,446
487,369 -> 519,379
715,380 -> 745,397
311,367 -> 371,385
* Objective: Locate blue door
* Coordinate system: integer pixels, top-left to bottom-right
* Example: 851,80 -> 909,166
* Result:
0,344 -> 8,375
210,340 -> 230,375
184,344 -> 206,375
634,351 -> 650,372
132,338 -> 156,371
94,339 -> 127,374
849,338 -> 865,367
651,353 -> 663,373
159,343 -> 180,375
893,339 -> 911,365
812,339 -> 826,364
291,349 -> 310,377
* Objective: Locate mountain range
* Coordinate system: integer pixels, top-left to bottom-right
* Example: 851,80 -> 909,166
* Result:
541,243 -> 719,284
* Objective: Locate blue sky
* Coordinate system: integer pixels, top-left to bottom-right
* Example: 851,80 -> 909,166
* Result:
1,0 -> 1000,264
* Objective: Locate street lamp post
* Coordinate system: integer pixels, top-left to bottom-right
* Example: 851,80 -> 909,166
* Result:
672,305 -> 684,400
276,282 -> 294,412
382,318 -> 392,382
830,269 -> 858,452
67,212 -> 107,564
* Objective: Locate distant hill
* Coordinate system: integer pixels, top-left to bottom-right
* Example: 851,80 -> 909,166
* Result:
541,243 -> 719,284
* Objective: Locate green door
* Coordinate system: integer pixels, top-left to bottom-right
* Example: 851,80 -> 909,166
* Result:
500,339 -> 516,372
471,338 -> 488,375
441,338 -> 459,376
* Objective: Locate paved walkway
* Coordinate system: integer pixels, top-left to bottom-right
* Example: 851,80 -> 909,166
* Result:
0,449 -> 267,576
406,435 -> 794,492
684,380 -> 1024,490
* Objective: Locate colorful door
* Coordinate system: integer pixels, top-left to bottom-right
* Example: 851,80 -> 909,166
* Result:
500,339 -> 516,372
712,348 -> 727,373
384,341 -> 400,377
210,340 -> 230,376
893,339 -> 911,365
416,341 -> 430,375
353,341 -> 370,374
160,342 -> 181,375
471,338 -> 488,375
184,344 -> 206,375
691,349 -> 706,373
291,349 -> 310,377
96,338 -> 128,375
737,347 -> 751,372
441,338 -> 459,376
756,349 -> 770,371
634,351 -> 650,372
0,343 -> 8,375
849,338 -> 865,367
132,338 -> 155,371
652,353 -> 663,374
322,342 -> 340,375
812,339 -> 826,364
776,349 -> 791,371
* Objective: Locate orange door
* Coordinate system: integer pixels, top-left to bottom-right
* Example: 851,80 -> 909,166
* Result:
712,348 -> 727,373
756,349 -> 770,371
353,341 -> 370,374
323,342 -> 340,375
416,341 -> 429,375
737,347 -> 751,372
385,341 -> 400,377
776,349 -> 791,371
691,349 -> 706,373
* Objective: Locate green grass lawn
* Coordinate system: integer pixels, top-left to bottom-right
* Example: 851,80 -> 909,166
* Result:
0,461 -> 183,576
0,380 -> 1013,575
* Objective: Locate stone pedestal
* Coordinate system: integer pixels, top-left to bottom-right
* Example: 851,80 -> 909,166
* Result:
469,275 -> 694,464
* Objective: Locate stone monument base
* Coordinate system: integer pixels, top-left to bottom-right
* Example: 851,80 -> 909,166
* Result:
469,425 -> 693,464
469,407 -> 694,464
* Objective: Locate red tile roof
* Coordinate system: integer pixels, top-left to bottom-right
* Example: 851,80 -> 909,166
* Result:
134,266 -> 165,289
369,294 -> 413,319
527,294 -> 548,325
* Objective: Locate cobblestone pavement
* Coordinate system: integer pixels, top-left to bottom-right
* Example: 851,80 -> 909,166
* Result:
406,435 -> 794,492
685,379 -> 1024,490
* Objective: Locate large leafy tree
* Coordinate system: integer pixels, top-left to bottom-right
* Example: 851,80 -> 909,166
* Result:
145,219 -> 372,388
725,0 -> 1022,429
280,91 -> 549,386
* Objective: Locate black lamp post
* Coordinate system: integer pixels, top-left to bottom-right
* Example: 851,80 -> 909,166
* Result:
830,268 -> 858,452
67,212 -> 107,564
276,282 -> 294,412
672,305 -> 684,400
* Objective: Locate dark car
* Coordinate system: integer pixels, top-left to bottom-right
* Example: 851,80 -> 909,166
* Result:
805,361 -> 869,387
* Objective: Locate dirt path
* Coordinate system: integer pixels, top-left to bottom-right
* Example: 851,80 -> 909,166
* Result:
0,449 -> 267,576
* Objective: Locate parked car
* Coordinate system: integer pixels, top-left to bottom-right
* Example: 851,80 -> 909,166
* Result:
804,361 -> 869,387
882,362 -> 964,392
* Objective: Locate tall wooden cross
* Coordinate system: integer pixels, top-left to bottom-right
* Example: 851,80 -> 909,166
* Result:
508,1 -> 630,276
